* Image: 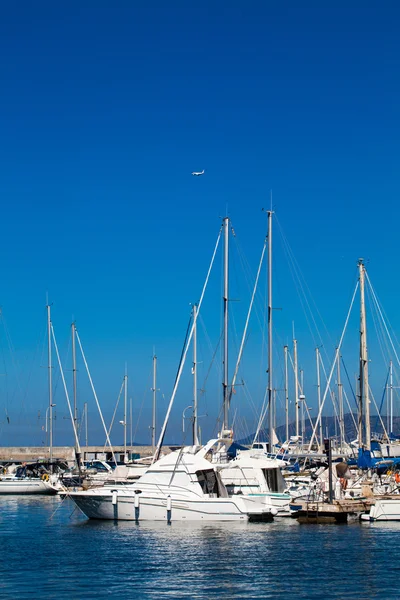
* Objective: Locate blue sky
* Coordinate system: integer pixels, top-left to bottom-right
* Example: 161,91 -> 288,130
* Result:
0,2 -> 399,447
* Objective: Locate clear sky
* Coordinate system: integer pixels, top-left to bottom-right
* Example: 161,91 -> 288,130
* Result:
0,2 -> 399,447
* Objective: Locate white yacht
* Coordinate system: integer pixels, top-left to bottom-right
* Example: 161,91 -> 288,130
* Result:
68,445 -> 277,522
199,440 -> 291,516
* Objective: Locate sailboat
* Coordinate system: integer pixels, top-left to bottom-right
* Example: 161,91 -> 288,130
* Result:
0,462 -> 59,495
0,303 -> 60,495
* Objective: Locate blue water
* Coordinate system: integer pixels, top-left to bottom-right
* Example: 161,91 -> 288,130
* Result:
0,496 -> 398,599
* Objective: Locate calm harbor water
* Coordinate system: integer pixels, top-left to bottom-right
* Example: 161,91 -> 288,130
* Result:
0,496 -> 398,599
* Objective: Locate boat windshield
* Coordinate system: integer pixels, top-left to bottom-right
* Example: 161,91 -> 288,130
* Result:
196,469 -> 227,497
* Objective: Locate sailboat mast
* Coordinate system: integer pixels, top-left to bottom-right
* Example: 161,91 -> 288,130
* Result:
222,216 -> 229,432
358,259 -> 371,450
71,321 -> 82,468
71,322 -> 78,435
337,350 -> 344,450
390,360 -> 393,435
152,354 -> 157,451
316,347 -> 323,452
124,366 -> 128,461
192,304 -> 199,445
294,337 -> 299,437
47,302 -> 53,465
284,345 -> 289,442
267,210 -> 273,450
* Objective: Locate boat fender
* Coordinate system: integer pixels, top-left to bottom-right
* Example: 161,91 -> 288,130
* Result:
134,493 -> 140,522
41,473 -> 49,482
395,472 -> 400,484
167,495 -> 172,524
112,490 -> 118,505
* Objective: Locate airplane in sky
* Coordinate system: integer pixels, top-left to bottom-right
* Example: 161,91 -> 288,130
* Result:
191,169 -> 205,176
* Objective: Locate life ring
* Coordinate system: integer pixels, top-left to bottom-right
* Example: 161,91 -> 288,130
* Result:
41,473 -> 49,482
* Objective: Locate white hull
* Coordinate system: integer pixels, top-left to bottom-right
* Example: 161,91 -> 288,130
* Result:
70,488 -> 274,522
0,478 -> 58,495
365,498 -> 400,521
247,492 -> 291,516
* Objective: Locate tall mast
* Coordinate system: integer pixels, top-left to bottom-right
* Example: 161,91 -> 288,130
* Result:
151,354 -> 157,451
47,302 -> 53,465
124,365 -> 128,462
192,304 -> 199,445
71,322 -> 79,455
337,350 -> 344,450
222,216 -> 229,432
300,369 -> 304,441
130,396 -> 133,451
316,347 -> 323,452
390,360 -> 393,435
358,259 -> 371,450
84,402 -> 88,447
293,337 -> 299,437
267,210 -> 273,451
284,345 -> 289,442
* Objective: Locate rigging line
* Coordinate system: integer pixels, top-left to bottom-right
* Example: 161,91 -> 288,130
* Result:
103,378 -> 125,453
133,368 -> 152,444
252,384 -> 269,445
154,226 -> 222,463
231,234 -> 254,304
75,329 -> 117,466
341,357 -> 358,407
51,325 -> 81,453
275,219 -> 321,350
365,272 -> 400,368
342,387 -> 358,433
229,237 -> 267,404
366,272 -> 400,353
318,354 -> 341,429
367,282 -> 393,371
308,280 -> 359,451
275,215 -> 335,357
199,319 -> 223,398
369,385 -> 389,440
372,367 -> 390,434
241,380 -> 262,422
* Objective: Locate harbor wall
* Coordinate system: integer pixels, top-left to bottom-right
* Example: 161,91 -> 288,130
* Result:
0,445 -> 172,463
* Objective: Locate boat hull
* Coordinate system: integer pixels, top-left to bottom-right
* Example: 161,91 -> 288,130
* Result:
0,478 -> 58,495
368,499 -> 400,521
70,490 -> 273,522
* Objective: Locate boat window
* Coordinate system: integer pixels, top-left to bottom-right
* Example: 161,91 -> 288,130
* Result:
253,443 -> 263,450
196,470 -> 220,497
263,468 -> 279,492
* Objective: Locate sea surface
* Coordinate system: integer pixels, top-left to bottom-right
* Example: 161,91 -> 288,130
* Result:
0,495 -> 398,599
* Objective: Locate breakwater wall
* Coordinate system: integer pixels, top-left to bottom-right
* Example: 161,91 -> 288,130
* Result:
0,445 -> 172,463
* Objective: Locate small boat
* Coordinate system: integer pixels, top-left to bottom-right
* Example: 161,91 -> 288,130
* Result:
361,497 -> 400,521
0,463 -> 58,495
68,445 -> 277,522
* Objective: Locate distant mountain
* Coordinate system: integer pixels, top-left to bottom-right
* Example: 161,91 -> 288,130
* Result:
237,413 -> 399,444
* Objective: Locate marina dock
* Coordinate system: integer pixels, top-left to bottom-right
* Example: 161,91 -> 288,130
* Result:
290,498 -> 376,523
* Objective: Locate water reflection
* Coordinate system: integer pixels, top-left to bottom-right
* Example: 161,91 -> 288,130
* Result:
0,497 -> 400,599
